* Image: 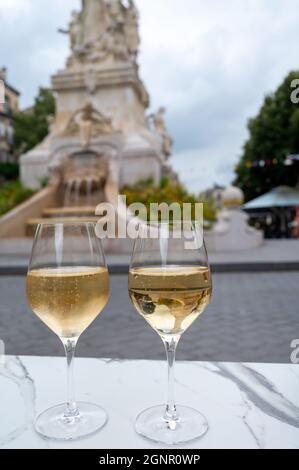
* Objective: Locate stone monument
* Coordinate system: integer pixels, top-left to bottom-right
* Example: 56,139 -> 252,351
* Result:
20,0 -> 173,194
206,186 -> 263,251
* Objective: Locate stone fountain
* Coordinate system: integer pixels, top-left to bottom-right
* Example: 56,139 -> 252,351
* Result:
3,0 -> 175,238
50,102 -> 110,211
20,0 -> 173,193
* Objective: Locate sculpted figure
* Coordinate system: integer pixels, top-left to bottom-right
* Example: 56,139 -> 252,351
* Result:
110,0 -> 126,26
61,103 -> 113,145
79,104 -> 94,148
69,10 -> 83,53
107,1 -> 130,61
63,0 -> 140,65
154,107 -> 168,134
153,107 -> 173,159
125,0 -> 140,57
110,24 -> 130,61
82,0 -> 110,46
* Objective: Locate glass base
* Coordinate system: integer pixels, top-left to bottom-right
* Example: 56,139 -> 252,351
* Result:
35,402 -> 108,441
135,405 -> 208,446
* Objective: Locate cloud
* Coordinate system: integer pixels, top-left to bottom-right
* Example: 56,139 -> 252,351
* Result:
0,0 -> 78,104
0,0 -> 298,191
138,0 -> 299,191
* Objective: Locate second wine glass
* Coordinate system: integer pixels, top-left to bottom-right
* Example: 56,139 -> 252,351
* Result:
128,221 -> 212,445
26,222 -> 109,441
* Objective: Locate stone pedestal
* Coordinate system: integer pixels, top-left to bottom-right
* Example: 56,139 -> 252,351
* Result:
206,208 -> 263,252
206,186 -> 264,251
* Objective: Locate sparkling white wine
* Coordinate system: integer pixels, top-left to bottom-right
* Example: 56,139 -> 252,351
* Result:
27,266 -> 109,338
129,266 -> 212,337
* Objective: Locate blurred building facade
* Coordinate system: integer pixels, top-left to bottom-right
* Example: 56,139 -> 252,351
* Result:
0,68 -> 20,162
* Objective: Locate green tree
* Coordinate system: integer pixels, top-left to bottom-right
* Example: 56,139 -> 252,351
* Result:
234,71 -> 299,201
13,88 -> 55,156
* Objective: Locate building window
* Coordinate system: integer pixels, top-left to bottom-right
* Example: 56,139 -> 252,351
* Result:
4,94 -> 12,115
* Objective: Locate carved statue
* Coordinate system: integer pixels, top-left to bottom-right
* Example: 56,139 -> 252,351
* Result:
69,10 -> 83,54
82,0 -> 110,46
151,107 -> 173,159
109,25 -> 130,61
60,103 -> 114,145
110,0 -> 126,26
79,104 -> 94,148
61,0 -> 140,66
153,107 -> 167,134
125,0 -> 140,57
108,1 -> 132,61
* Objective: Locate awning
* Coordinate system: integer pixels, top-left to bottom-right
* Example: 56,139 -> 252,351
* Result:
244,186 -> 299,209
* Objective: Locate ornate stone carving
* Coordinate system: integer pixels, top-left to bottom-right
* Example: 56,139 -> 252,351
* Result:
124,0 -> 140,58
149,107 -> 173,159
69,10 -> 84,54
60,103 -> 114,145
63,0 -> 140,67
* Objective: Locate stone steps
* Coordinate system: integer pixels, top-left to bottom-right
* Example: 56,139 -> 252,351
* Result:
43,207 -> 96,217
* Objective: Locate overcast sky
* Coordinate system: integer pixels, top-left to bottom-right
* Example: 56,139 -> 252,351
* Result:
0,0 -> 298,192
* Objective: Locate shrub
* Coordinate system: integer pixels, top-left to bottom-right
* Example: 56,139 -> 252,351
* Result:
0,181 -> 35,217
122,178 -> 217,224
0,163 -> 19,181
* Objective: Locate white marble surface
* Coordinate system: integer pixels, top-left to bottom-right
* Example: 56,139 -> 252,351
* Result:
0,356 -> 298,449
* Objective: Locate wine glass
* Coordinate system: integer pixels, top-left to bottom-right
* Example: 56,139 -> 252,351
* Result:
26,222 -> 110,441
128,221 -> 212,445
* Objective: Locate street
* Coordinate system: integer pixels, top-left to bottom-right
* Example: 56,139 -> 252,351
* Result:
0,271 -> 298,363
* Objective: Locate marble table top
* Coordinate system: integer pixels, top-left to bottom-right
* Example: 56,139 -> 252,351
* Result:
0,356 -> 298,449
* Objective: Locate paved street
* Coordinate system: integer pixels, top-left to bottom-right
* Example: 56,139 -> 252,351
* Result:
1,239 -> 299,267
0,271 -> 298,364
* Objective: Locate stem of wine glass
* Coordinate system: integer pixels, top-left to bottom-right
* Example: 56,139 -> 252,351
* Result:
62,338 -> 79,419
163,337 -> 180,429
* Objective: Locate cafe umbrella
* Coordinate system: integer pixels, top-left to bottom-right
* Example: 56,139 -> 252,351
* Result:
243,186 -> 299,238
